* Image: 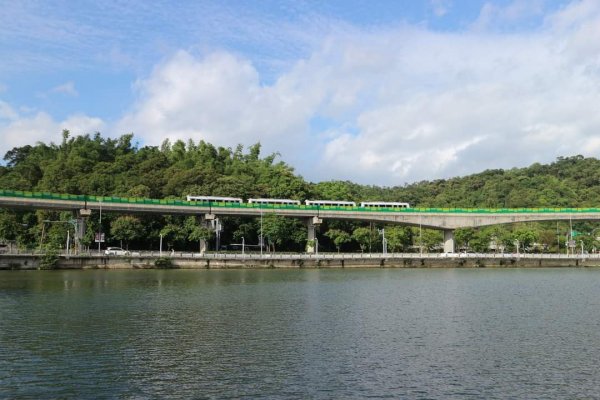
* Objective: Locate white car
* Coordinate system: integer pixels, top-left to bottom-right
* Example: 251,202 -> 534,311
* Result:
104,247 -> 130,256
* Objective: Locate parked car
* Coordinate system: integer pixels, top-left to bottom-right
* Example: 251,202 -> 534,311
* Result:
104,247 -> 130,256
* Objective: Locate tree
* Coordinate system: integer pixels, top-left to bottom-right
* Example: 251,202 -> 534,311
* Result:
469,230 -> 492,253
352,226 -> 379,252
260,214 -> 306,252
6,131 -> 600,255
185,216 -> 214,252
0,211 -> 19,241
386,226 -> 412,252
313,180 -> 360,201
110,216 -> 144,249
418,229 -> 444,252
454,228 -> 476,251
160,223 -> 187,251
325,229 -> 351,253
514,228 -> 538,251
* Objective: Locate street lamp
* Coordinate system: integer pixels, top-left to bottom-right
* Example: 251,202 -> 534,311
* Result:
159,233 -> 163,257
378,228 -> 387,255
67,229 -> 73,256
97,199 -> 102,253
419,215 -> 423,257
260,206 -> 263,256
242,236 -> 245,256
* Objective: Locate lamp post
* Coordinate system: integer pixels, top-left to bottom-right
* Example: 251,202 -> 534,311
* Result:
556,222 -> 560,254
383,236 -> 387,255
378,228 -> 387,255
260,207 -> 263,256
242,236 -> 245,256
315,237 -> 319,256
569,216 -> 573,255
159,233 -> 163,257
419,215 -> 423,257
97,199 -> 102,254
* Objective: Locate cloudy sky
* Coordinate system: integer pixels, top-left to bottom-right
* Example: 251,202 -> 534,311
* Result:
1,0 -> 599,185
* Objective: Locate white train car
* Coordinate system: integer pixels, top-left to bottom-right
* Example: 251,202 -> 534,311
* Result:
305,200 -> 357,207
186,195 -> 243,203
248,198 -> 301,206
360,201 -> 410,209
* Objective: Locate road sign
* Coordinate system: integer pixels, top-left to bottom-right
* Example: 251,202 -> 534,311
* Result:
95,233 -> 105,243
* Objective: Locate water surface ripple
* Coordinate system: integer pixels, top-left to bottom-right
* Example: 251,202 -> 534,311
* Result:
2,268 -> 600,398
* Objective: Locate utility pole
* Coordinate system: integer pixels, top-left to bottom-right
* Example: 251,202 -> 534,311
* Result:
159,233 -> 163,257
97,199 -> 102,254
419,215 -> 423,256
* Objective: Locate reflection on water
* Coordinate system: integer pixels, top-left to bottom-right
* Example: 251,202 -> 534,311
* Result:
2,268 -> 600,398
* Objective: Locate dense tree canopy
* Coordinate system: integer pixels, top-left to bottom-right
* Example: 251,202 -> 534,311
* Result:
1,132 -> 600,253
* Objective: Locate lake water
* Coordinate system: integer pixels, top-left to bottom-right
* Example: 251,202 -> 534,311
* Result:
2,268 -> 600,399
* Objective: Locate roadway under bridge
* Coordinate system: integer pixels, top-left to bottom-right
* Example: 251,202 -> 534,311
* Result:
2,195 -> 600,253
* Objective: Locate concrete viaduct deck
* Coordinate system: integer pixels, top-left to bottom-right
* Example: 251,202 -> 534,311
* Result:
1,195 -> 599,253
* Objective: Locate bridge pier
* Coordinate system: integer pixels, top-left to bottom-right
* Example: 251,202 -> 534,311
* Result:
306,216 -> 322,253
70,209 -> 91,253
200,214 -> 216,253
443,229 -> 455,253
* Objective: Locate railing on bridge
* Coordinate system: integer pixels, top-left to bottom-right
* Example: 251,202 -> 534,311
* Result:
1,248 -> 598,260
2,188 -> 600,214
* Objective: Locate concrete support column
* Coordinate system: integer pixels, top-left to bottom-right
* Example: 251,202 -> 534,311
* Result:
200,214 -> 215,253
77,218 -> 85,247
443,229 -> 455,253
73,209 -> 91,253
306,216 -> 322,253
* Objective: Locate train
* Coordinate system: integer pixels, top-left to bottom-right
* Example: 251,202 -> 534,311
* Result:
186,195 -> 410,208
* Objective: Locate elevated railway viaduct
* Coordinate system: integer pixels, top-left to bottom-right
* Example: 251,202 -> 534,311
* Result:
2,191 -> 599,253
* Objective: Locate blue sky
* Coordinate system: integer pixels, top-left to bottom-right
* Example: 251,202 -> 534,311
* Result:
3,0 -> 600,185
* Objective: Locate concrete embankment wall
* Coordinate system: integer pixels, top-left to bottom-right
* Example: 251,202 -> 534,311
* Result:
1,254 -> 598,270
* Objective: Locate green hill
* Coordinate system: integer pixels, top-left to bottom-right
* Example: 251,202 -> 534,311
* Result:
1,132 -> 598,253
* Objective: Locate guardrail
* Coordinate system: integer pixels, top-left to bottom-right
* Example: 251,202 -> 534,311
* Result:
1,250 -> 597,260
2,189 -> 600,214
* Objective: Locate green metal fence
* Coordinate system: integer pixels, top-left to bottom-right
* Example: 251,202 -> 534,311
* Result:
1,189 -> 599,214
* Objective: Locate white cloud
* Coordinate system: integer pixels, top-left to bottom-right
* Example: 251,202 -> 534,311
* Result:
112,0 -> 600,185
6,1 -> 600,187
0,105 -> 104,157
36,82 -> 79,99
544,0 -> 600,30
430,0 -> 452,17
50,81 -> 78,97
0,100 -> 19,121
471,0 -> 545,31
116,50 -> 322,166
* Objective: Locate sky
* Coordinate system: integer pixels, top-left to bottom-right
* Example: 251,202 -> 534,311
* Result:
1,0 -> 599,186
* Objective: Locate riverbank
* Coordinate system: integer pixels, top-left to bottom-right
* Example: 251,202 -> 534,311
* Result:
0,253 -> 597,270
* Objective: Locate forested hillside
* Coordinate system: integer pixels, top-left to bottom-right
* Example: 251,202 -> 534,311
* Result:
1,131 -> 600,253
